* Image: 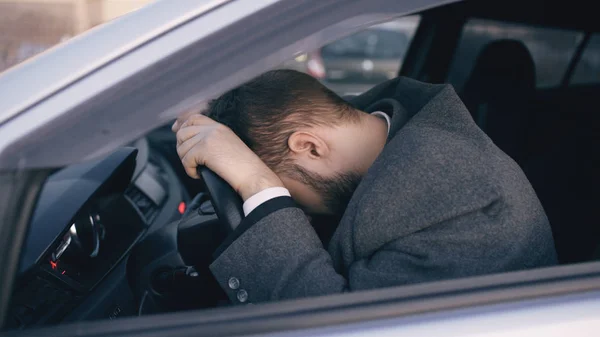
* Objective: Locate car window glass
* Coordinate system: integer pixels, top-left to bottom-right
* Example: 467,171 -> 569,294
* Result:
0,0 -> 153,73
321,29 -> 409,59
570,34 -> 600,85
446,19 -> 583,91
280,15 -> 420,96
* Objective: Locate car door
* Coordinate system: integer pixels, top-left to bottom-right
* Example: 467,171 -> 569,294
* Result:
1,0 -> 600,336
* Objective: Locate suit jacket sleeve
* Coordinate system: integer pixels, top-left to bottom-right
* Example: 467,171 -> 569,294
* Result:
209,199 -> 348,303
208,192 -> 507,304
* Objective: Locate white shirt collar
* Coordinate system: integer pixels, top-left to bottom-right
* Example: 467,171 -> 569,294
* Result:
370,111 -> 391,135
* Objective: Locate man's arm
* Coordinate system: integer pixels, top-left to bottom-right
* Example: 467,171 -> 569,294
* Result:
210,199 -> 347,303
172,114 -> 348,301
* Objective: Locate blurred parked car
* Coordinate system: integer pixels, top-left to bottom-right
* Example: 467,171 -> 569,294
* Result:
282,17 -> 419,95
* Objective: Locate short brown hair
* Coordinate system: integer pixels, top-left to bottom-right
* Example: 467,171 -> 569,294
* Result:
206,69 -> 359,174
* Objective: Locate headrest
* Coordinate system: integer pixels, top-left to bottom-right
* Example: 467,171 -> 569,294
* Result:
463,39 -> 536,101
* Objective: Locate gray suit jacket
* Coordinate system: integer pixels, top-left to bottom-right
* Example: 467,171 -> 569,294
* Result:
210,77 -> 557,303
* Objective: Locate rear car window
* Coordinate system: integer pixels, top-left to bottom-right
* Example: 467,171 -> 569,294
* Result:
446,19 -> 583,90
280,16 -> 420,96
570,34 -> 600,85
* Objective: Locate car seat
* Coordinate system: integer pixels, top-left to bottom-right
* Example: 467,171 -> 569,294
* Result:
460,39 -> 537,166
524,91 -> 598,263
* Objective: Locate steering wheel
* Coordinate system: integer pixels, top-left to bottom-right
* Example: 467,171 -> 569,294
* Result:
127,167 -> 243,313
197,167 -> 244,234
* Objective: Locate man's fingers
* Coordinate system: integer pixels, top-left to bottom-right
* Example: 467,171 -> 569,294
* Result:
176,132 -> 205,160
171,103 -> 209,133
172,113 -> 210,133
172,114 -> 200,132
176,125 -> 209,146
181,150 -> 203,179
174,113 -> 239,181
179,114 -> 214,129
171,120 -> 181,133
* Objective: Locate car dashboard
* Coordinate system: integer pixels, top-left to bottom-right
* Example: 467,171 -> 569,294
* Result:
6,138 -> 187,329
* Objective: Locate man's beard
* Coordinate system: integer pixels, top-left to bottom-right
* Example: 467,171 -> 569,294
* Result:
292,165 -> 362,218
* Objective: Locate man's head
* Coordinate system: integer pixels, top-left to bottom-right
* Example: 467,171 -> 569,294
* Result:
207,70 -> 387,215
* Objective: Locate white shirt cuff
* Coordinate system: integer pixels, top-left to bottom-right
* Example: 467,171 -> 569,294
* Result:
242,187 -> 291,216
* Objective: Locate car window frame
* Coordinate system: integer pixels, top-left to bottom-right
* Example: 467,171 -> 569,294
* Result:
8,262 -> 600,337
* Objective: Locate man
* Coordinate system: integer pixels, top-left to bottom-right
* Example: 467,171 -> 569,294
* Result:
173,70 -> 557,304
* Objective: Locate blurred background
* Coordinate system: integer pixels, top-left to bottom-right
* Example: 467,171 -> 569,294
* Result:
2,0 -> 596,96
0,0 -> 153,72
280,16 -> 420,95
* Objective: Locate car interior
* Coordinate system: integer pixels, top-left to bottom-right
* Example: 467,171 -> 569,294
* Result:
4,0 -> 597,332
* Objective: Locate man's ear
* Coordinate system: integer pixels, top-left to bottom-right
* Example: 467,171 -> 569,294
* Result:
288,131 -> 329,159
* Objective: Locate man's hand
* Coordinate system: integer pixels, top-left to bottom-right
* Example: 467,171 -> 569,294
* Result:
175,114 -> 284,201
171,102 -> 208,132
